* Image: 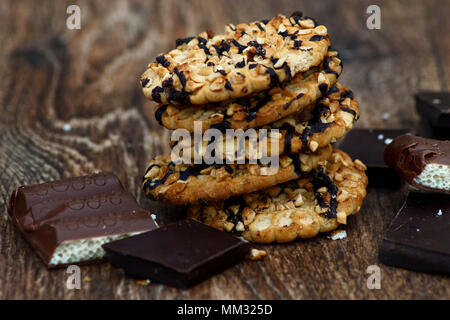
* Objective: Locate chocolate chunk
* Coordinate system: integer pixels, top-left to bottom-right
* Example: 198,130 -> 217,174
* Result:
309,35 -> 325,42
338,129 -> 410,187
231,39 -> 247,53
156,55 -> 170,67
379,192 -> 450,274
151,86 -> 164,103
155,104 -> 168,126
175,37 -> 195,47
198,43 -> 211,56
319,83 -> 328,95
384,134 -> 450,194
235,59 -> 246,68
415,92 -> 450,129
216,69 -> 226,76
293,40 -> 302,48
103,219 -> 250,288
140,78 -> 149,88
8,173 -> 157,268
224,80 -> 233,91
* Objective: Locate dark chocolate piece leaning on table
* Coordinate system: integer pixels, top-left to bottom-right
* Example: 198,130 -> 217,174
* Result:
379,192 -> 450,274
415,92 -> 450,129
416,121 -> 450,140
103,219 -> 250,288
384,134 -> 450,194
337,129 -> 410,187
8,173 -> 157,268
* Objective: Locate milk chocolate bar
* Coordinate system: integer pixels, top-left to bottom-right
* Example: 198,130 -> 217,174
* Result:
384,134 -> 450,194
415,92 -> 450,129
338,129 -> 409,187
8,173 -> 157,268
379,192 -> 450,274
103,219 -> 250,288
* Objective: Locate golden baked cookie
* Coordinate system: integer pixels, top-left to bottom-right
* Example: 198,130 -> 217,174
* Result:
141,12 -> 330,105
187,149 -> 368,243
170,82 -> 358,161
154,51 -> 342,132
142,145 -> 332,205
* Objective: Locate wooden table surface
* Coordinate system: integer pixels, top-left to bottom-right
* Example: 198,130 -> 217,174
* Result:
0,0 -> 449,300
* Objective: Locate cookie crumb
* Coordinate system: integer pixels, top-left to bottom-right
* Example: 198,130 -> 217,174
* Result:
250,249 -> 267,260
137,279 -> 151,286
328,230 -> 347,240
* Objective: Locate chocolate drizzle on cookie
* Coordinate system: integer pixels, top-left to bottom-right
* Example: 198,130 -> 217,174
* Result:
155,104 -> 168,126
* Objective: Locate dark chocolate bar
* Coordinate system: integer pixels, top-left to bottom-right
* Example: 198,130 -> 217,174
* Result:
415,92 -> 450,129
379,192 -> 450,274
103,219 -> 250,288
384,134 -> 450,194
338,129 -> 409,187
8,173 -> 157,268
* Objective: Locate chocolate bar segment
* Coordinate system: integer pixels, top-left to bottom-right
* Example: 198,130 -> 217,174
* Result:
384,134 -> 450,194
415,92 -> 450,129
338,129 -> 409,187
379,192 -> 450,274
8,173 -> 157,268
103,219 -> 250,288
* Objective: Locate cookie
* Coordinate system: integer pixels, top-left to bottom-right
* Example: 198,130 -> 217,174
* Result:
142,145 -> 332,205
171,82 -> 358,161
154,51 -> 342,132
141,12 -> 331,105
187,149 -> 368,243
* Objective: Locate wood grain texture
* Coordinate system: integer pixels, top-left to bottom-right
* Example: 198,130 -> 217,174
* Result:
0,0 -> 449,300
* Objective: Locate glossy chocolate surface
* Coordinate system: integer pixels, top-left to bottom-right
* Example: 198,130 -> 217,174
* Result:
8,173 -> 157,267
384,134 -> 450,193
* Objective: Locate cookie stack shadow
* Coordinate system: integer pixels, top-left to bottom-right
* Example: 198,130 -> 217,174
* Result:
140,12 -> 368,244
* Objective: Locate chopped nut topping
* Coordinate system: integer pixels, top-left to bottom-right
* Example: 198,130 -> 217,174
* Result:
250,249 -> 267,260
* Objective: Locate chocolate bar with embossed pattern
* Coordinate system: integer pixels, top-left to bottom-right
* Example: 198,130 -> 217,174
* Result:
8,173 -> 157,268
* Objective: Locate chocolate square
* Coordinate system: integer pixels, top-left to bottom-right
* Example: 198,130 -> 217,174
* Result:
103,219 -> 250,288
415,92 -> 450,129
379,192 -> 450,274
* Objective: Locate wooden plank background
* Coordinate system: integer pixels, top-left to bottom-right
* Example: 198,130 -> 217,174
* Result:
0,0 -> 449,299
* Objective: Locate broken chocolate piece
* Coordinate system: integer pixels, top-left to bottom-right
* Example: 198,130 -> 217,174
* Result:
8,173 -> 157,268
379,192 -> 450,274
384,134 -> 450,194
415,92 -> 450,129
338,129 -> 409,187
103,219 -> 250,288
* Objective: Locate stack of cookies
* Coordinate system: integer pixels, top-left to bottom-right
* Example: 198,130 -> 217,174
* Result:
140,12 -> 368,244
